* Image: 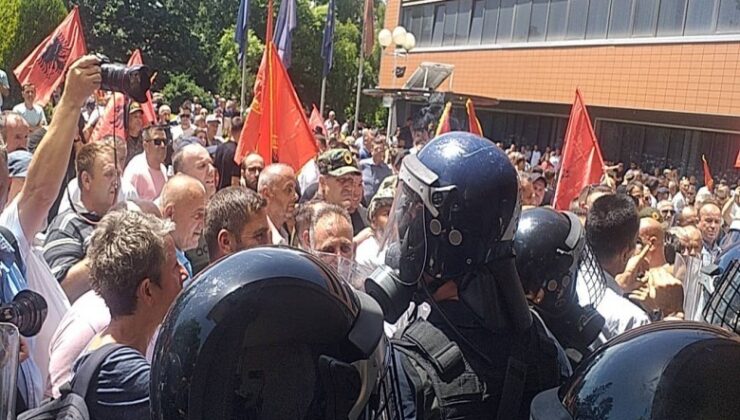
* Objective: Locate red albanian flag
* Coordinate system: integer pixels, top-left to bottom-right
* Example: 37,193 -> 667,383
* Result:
14,6 -> 87,106
553,89 -> 605,210
127,49 -> 156,126
310,104 -> 327,136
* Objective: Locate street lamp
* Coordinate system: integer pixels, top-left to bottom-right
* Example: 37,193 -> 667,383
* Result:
378,26 -> 416,142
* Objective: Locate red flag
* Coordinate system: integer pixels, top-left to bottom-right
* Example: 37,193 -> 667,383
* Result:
235,0 -> 317,171
435,102 -> 452,137
362,0 -> 374,57
310,104 -> 327,136
127,49 -> 156,126
553,90 -> 605,210
13,6 -> 86,106
466,99 -> 483,136
702,155 -> 714,192
736,150 -> 740,168
89,93 -> 126,142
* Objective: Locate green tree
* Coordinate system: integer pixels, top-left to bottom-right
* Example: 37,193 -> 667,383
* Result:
161,72 -> 213,111
0,0 -> 68,103
216,27 -> 264,100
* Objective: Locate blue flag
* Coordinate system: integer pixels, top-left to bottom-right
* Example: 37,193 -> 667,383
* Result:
273,0 -> 298,68
321,0 -> 335,77
235,0 -> 249,64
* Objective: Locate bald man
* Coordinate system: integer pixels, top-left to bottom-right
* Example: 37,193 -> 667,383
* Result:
241,153 -> 264,191
677,205 -> 699,227
629,217 -> 684,319
257,163 -> 298,245
681,225 -> 703,258
172,144 -> 217,198
159,174 -> 207,279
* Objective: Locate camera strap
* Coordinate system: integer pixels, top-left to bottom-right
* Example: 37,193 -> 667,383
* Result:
0,226 -> 25,277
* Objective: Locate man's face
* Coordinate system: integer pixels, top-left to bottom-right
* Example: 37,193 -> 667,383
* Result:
22,87 -> 36,103
181,115 -> 191,129
658,204 -> 675,223
629,185 -> 645,209
679,207 -> 699,227
364,132 -> 375,150
84,152 -> 119,214
269,173 -> 298,223
533,179 -> 546,206
151,236 -> 185,322
5,117 -> 29,152
680,179 -> 690,194
242,154 -> 264,190
328,112 -> 336,122
683,228 -> 703,257
350,174 -> 363,212
236,208 -> 272,250
686,186 -> 697,204
520,179 -> 536,206
143,130 -> 168,165
322,173 -> 356,209
312,214 -> 354,260
371,205 -> 391,237
159,110 -> 171,123
172,189 -> 207,251
698,204 -> 722,245
207,122 -> 219,137
128,112 -> 143,137
371,141 -> 385,160
182,148 -> 216,198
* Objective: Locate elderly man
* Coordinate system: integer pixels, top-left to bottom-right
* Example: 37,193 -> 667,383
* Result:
205,114 -> 223,146
359,136 -> 392,204
672,177 -> 691,213
317,148 -> 361,212
698,201 -> 723,266
257,163 -> 297,245
355,178 -> 394,268
43,142 -> 120,302
241,152 -> 264,191
75,210 -> 184,419
172,143 -> 216,198
0,56 -> 100,409
300,202 -> 354,262
123,125 -> 169,200
159,175 -> 207,279
677,205 -> 699,227
0,111 -> 29,152
629,217 -> 684,319
657,200 -> 675,227
204,186 -> 271,262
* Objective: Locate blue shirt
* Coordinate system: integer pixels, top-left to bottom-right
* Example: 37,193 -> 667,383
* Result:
176,248 -> 193,280
359,158 -> 392,204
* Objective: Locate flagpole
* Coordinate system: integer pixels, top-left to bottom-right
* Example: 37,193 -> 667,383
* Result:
319,76 -> 327,117
240,52 -> 249,115
353,23 -> 366,135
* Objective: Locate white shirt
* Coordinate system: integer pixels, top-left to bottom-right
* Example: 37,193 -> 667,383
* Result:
530,150 -> 541,167
268,216 -> 288,245
672,192 -> 686,213
46,290 -> 110,397
0,199 -> 71,402
355,236 -> 382,268
297,159 -> 319,194
170,125 -> 194,141
13,103 -> 47,128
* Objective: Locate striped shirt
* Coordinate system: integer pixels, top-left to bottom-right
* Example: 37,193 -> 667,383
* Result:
43,209 -> 100,282
74,346 -> 150,420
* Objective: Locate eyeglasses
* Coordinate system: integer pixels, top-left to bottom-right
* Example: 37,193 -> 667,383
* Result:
146,138 -> 169,146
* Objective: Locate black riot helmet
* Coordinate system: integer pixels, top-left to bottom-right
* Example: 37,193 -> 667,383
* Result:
703,258 -> 740,333
150,246 -> 396,420
514,208 -> 605,358
530,322 -> 740,420
368,132 -> 532,332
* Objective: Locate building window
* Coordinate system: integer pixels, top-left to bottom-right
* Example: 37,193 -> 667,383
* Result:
401,0 -> 740,49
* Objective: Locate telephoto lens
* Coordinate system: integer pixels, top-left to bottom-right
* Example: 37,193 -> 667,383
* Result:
0,290 -> 48,337
98,55 -> 152,103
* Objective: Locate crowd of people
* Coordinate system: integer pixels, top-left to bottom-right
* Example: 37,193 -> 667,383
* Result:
1,55 -> 740,419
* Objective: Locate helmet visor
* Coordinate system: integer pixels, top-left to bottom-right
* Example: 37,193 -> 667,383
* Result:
311,251 -> 374,292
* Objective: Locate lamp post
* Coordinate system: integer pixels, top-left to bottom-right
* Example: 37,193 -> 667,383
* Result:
379,26 -> 416,141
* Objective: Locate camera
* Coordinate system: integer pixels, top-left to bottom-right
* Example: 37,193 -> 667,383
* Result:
0,290 -> 47,337
97,55 -> 152,103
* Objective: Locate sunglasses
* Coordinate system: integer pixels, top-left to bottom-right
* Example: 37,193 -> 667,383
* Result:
146,138 -> 169,146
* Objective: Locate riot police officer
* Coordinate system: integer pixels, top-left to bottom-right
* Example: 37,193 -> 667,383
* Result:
513,208 -> 605,365
366,132 -> 562,419
150,246 -> 399,419
530,321 -> 740,419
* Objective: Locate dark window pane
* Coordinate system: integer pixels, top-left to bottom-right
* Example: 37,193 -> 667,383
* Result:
432,4 -> 446,46
566,0 -> 588,39
442,0 -> 459,46
497,0 -> 516,43
470,0 -> 486,44
547,0 -> 569,40
657,0 -> 688,36
482,0 -> 501,43
529,0 -> 549,41
586,0 -> 611,39
685,0 -> 717,34
456,0 -> 473,44
421,5 -> 435,46
411,6 -> 423,44
718,0 -> 740,33
609,0 -> 634,38
512,0 -> 532,42
633,0 -> 659,36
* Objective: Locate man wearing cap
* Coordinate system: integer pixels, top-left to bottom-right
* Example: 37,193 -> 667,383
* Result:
316,148 -> 367,234
359,136 -> 392,205
205,114 -> 223,147
125,102 -> 145,165
170,111 -> 194,142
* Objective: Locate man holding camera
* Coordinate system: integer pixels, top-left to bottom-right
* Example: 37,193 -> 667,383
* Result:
0,56 -> 101,410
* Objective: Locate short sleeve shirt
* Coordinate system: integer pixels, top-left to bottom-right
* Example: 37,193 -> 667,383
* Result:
213,141 -> 241,190
12,103 -> 47,128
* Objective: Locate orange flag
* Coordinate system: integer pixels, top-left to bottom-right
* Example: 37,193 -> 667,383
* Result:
13,6 -> 87,106
466,98 -> 483,136
235,0 -> 317,171
310,104 -> 327,135
362,0 -> 375,57
702,155 -> 714,192
736,150 -> 740,168
553,89 -> 605,210
127,49 -> 156,126
435,102 -> 452,137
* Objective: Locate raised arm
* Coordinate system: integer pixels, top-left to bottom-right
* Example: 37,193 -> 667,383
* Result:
17,56 -> 101,238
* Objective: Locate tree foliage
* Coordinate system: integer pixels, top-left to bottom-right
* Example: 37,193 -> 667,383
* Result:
216,27 -> 264,100
161,73 -> 213,111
